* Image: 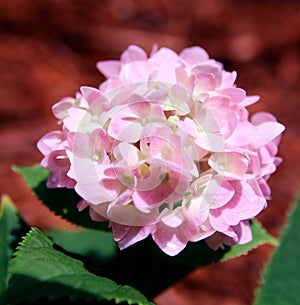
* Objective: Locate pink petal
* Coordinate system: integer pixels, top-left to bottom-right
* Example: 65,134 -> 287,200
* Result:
133,166 -> 190,209
251,111 -> 277,125
235,220 -> 252,245
252,121 -> 285,148
118,225 -> 153,249
227,121 -> 257,147
42,149 -> 69,173
128,101 -> 151,117
52,98 -> 78,120
194,73 -> 216,92
111,223 -> 130,242
151,47 -> 179,62
189,219 -> 215,242
223,209 -> 241,226
219,71 -> 237,88
225,180 -> 266,219
209,209 -> 230,232
179,46 -> 209,65
179,117 -> 198,138
208,152 -> 249,179
258,145 -> 275,165
209,179 -> 235,209
194,132 -> 225,152
162,211 -> 183,228
175,65 -> 193,88
77,199 -> 89,212
74,165 -> 119,204
120,61 -> 152,82
240,95 -> 260,106
115,142 -> 140,167
191,64 -> 223,88
222,88 -> 246,104
120,45 -> 148,62
37,131 -> 66,155
108,107 -> 142,142
104,203 -> 159,226
152,224 -> 187,256
195,102 -> 224,134
80,86 -> 103,104
96,60 -> 121,78
89,207 -> 108,222
258,178 -> 271,199
63,107 -> 89,132
68,132 -> 90,158
205,96 -> 238,137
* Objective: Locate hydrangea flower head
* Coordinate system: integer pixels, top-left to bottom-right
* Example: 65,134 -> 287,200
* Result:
37,45 -> 285,256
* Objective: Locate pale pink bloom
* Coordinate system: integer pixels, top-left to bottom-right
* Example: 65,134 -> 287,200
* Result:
179,46 -> 210,66
178,116 -> 225,152
66,129 -> 117,205
208,152 -> 250,179
140,126 -> 199,177
149,195 -> 214,256
37,44 -> 285,256
62,89 -> 108,133
108,99 -> 165,143
111,222 -> 154,250
75,136 -> 192,221
206,220 -> 252,250
96,45 -> 148,79
52,93 -> 89,121
250,111 -> 285,199
209,180 -> 266,233
37,131 -> 75,188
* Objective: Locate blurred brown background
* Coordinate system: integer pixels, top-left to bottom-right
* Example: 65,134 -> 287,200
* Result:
0,1 -> 300,304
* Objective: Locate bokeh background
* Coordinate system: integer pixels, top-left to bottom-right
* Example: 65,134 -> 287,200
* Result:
1,1 -> 300,304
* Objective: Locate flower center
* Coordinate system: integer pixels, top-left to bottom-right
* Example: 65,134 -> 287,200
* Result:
167,115 -> 179,131
141,117 -> 148,126
138,163 -> 150,178
159,172 -> 169,183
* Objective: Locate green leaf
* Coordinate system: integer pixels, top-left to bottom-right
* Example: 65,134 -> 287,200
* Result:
0,195 -> 28,297
47,228 -> 117,269
3,228 -> 153,305
12,165 -> 109,230
254,195 -> 300,305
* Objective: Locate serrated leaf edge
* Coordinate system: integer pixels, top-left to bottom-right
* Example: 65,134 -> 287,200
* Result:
8,228 -> 153,305
220,219 -> 278,262
11,165 -> 71,224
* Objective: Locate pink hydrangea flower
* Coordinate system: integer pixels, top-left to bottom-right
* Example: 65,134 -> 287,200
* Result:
37,45 -> 285,256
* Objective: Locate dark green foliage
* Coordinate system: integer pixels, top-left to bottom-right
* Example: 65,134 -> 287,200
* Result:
0,196 -> 29,297
2,228 -> 153,305
254,195 -> 300,305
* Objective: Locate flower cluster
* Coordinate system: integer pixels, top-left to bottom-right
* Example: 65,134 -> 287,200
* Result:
37,45 -> 285,256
